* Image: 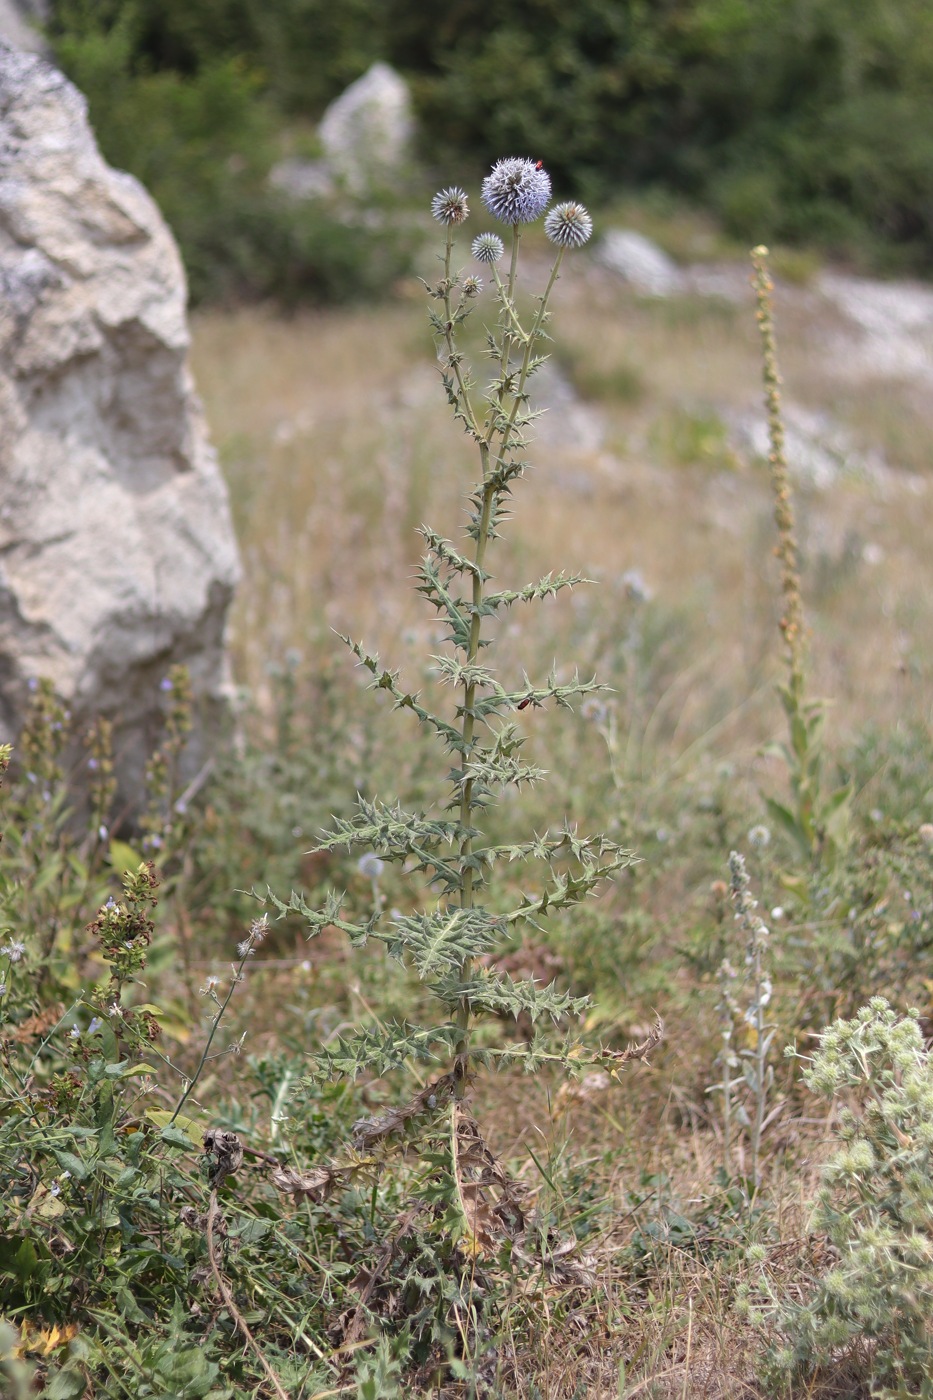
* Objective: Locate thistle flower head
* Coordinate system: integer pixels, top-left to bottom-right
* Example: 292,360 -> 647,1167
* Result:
357,852 -> 385,880
481,157 -> 551,225
544,201 -> 593,249
461,274 -> 483,298
431,186 -> 470,226
471,232 -> 504,264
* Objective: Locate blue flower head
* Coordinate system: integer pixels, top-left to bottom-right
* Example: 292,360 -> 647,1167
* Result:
471,233 -> 504,264
431,187 -> 470,226
544,201 -> 593,249
481,158 -> 551,225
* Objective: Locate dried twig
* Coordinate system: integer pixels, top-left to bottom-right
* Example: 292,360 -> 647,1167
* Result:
206,1188 -> 290,1400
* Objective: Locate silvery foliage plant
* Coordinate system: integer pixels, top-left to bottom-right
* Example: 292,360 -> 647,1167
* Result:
270,158 -> 657,1196
766,999 -> 933,1395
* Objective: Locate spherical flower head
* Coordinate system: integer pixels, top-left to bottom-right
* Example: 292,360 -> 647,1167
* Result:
431,187 -> 469,226
544,201 -> 593,249
471,232 -> 504,264
481,158 -> 551,225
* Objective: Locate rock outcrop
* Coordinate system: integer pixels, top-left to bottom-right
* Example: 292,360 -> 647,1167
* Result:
0,43 -> 240,798
318,62 -> 414,194
0,0 -> 46,55
594,229 -> 683,297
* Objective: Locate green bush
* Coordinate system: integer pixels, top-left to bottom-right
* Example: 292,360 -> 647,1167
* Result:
49,0 -> 933,292
767,999 -> 933,1396
48,2 -> 414,304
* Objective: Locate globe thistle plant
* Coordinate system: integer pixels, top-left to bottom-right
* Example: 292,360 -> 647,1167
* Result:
267,160 -> 657,1346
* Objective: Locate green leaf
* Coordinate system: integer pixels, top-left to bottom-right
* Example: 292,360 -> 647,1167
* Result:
108,839 -> 144,875
762,796 -> 809,855
145,1108 -> 202,1140
50,1148 -> 91,1182
384,907 -> 501,979
43,1365 -> 88,1400
159,1125 -> 197,1150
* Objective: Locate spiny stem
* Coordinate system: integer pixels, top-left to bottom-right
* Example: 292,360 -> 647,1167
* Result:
452,241 -> 566,1076
442,226 -> 479,436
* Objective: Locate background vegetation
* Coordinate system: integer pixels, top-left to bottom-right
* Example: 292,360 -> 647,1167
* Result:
48,0 -> 933,302
3,205 -> 933,1390
4,5 -> 933,1392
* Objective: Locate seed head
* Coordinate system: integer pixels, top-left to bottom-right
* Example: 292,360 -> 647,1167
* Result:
481,157 -> 551,225
461,274 -> 483,298
471,232 -> 504,264
431,187 -> 470,226
544,201 -> 593,249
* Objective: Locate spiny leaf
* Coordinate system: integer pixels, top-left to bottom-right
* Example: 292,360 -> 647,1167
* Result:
307,1021 -> 462,1082
383,907 -> 502,979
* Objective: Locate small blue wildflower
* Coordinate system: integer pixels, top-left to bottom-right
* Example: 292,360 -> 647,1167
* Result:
431,187 -> 470,226
471,232 -> 504,264
481,158 -> 551,225
98,825 -> 108,842
88,1017 -> 102,1034
622,569 -> 651,603
51,1181 -> 61,1197
87,757 -> 99,771
357,852 -> 385,880
105,897 -> 117,910
3,941 -> 25,962
70,1025 -> 80,1039
544,201 -> 593,249
27,677 -> 37,692
159,676 -> 173,692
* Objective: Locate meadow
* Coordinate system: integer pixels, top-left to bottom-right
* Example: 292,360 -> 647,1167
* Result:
2,197 -> 933,1398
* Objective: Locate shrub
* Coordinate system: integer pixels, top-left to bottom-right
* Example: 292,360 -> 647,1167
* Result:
48,3 -> 415,305
767,999 -> 933,1396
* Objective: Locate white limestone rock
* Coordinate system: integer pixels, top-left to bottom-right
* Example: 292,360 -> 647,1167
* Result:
0,43 -> 240,796
319,62 -> 414,194
0,0 -> 46,55
594,229 -> 683,296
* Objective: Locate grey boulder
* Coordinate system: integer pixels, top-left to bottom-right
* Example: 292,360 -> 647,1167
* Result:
0,43 -> 240,799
